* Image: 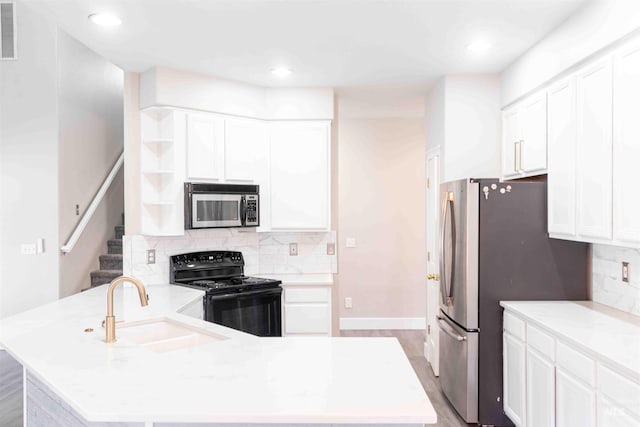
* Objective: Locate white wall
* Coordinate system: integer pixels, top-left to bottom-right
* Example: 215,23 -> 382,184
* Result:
140,67 -> 334,120
0,1 -> 60,317
337,117 -> 426,326
501,0 -> 640,106
424,75 -> 501,183
57,30 -> 124,296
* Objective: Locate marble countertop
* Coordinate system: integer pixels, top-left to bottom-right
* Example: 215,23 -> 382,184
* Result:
261,273 -> 333,286
0,284 -> 435,424
500,301 -> 640,382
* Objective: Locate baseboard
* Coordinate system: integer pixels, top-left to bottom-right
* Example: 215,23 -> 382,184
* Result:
339,317 -> 426,330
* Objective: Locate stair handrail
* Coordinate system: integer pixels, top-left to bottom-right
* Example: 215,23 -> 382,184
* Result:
61,152 -> 124,254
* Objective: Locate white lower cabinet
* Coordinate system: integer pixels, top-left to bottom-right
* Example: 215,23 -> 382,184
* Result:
503,310 -> 639,427
282,285 -> 332,337
503,333 -> 526,427
556,367 -> 596,427
526,347 -> 555,427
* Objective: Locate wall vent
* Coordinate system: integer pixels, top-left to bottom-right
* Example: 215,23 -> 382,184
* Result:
1,2 -> 16,60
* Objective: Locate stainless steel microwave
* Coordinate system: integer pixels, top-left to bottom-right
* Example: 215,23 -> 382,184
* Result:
184,183 -> 259,229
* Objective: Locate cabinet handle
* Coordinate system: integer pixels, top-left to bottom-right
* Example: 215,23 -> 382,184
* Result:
519,139 -> 524,172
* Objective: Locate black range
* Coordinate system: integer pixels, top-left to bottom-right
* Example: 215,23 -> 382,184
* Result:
170,251 -> 282,337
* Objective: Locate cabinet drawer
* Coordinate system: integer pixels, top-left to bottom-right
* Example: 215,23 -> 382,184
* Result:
598,365 -> 640,418
556,341 -> 596,386
284,287 -> 330,303
504,311 -> 526,341
526,324 -> 555,360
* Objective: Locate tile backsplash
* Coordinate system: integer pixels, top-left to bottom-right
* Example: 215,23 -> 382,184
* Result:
592,244 -> 640,316
123,229 -> 337,285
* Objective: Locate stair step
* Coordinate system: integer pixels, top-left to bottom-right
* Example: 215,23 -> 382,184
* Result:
90,270 -> 122,288
99,254 -> 123,270
114,225 -> 125,240
107,239 -> 122,255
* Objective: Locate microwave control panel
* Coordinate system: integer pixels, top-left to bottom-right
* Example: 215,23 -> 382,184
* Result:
245,195 -> 259,226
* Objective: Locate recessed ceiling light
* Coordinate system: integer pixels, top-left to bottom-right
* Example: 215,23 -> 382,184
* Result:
271,67 -> 293,77
88,13 -> 122,27
466,40 -> 492,54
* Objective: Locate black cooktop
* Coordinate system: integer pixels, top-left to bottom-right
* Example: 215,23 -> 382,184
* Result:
169,251 -> 281,295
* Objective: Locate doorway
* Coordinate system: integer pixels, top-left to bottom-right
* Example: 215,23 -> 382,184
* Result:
425,148 -> 441,376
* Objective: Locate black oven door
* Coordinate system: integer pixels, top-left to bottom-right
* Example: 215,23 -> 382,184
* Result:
204,287 -> 282,337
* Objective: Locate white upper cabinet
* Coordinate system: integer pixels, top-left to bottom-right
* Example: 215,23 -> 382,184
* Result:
186,114 -> 224,181
547,77 -> 577,237
501,91 -> 547,180
502,107 -> 522,179
575,57 -> 613,241
269,121 -> 331,230
224,118 -> 267,182
613,37 -> 640,244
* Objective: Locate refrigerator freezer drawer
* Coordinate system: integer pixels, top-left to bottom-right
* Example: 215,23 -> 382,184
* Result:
438,314 -> 478,423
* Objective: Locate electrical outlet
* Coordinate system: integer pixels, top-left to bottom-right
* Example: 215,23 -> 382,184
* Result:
21,243 -> 36,255
345,297 -> 353,309
147,249 -> 156,264
75,204 -> 80,216
622,262 -> 629,283
326,242 -> 335,255
345,237 -> 357,248
289,243 -> 298,256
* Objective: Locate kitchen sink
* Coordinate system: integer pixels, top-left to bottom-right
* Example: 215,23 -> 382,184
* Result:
116,317 -> 228,353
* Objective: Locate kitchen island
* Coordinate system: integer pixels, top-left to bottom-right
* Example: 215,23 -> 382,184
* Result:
0,284 -> 436,426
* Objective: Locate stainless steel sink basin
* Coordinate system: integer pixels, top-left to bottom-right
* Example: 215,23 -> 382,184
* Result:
116,317 -> 228,352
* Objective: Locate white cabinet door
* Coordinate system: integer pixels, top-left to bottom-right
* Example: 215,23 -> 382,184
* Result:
284,303 -> 330,335
521,92 -> 548,173
224,118 -> 267,182
547,78 -> 577,237
598,395 -> 640,427
186,114 -> 224,180
575,57 -> 613,241
269,121 -> 330,230
526,348 -> 555,427
502,107 -> 522,179
504,333 -> 526,427
556,368 -> 596,427
613,38 -> 640,244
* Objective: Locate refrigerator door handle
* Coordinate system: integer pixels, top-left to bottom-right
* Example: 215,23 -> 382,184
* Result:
440,192 -> 456,306
437,316 -> 467,341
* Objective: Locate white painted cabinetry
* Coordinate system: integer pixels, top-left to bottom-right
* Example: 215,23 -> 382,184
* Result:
503,309 -> 640,427
503,332 -> 526,427
186,114 -> 224,181
269,121 -> 331,230
282,285 -> 332,336
547,35 -> 640,248
224,118 -> 267,182
501,92 -> 547,180
547,77 -> 576,237
575,57 -> 613,241
613,37 -> 640,244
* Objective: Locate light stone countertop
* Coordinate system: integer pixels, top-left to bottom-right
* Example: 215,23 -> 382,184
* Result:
500,300 -> 640,382
261,273 -> 333,286
0,284 -> 436,424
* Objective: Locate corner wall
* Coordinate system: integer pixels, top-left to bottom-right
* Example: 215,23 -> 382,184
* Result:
57,30 -> 124,296
0,1 -> 60,317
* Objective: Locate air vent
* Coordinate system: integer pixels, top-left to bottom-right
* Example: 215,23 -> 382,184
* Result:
1,2 -> 16,60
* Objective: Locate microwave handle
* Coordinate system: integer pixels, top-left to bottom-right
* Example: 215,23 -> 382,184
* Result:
240,195 -> 247,226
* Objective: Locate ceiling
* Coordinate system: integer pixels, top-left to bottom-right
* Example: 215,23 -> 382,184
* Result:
24,0 -> 585,93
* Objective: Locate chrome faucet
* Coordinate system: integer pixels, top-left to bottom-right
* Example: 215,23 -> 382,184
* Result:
105,276 -> 149,343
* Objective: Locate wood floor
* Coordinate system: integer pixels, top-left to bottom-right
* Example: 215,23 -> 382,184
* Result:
340,330 -> 468,427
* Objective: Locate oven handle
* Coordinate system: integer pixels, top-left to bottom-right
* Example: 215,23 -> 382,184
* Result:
207,287 -> 282,301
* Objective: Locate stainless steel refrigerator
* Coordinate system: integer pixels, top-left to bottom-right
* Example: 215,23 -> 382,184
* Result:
437,178 -> 588,427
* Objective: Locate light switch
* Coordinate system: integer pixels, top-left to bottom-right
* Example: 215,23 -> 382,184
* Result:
345,238 -> 357,248
326,243 -> 335,255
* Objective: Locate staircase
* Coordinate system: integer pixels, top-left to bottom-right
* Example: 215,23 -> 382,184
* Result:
90,224 -> 125,288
